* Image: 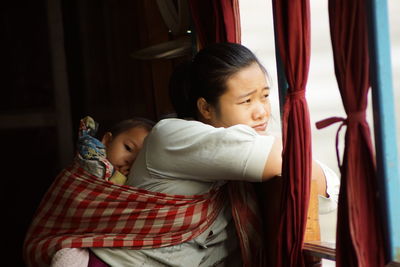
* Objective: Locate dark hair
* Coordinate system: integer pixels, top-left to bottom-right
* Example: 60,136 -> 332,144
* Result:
108,117 -> 155,137
169,42 -> 267,119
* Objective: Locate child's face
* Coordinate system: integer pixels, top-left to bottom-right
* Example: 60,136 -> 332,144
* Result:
102,126 -> 149,176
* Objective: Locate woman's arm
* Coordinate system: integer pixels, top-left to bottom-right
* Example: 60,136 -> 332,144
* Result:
262,138 -> 283,180
261,139 -> 328,197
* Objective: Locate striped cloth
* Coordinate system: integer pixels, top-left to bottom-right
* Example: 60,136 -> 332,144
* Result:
23,163 -> 264,267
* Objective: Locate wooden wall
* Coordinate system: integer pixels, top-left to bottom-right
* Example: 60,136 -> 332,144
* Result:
2,0 -> 188,264
63,0 -> 184,131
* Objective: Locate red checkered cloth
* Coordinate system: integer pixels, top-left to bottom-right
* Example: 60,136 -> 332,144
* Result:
23,163 -> 264,267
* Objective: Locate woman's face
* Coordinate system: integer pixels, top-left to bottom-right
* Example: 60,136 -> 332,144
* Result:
102,126 -> 149,176
208,63 -> 271,134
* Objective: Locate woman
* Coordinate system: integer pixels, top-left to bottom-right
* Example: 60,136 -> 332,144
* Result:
90,43 -> 339,266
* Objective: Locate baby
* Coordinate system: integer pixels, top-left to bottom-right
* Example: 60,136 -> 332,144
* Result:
76,116 -> 154,184
51,116 -> 154,267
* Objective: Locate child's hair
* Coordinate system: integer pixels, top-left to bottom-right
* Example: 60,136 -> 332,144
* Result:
107,117 -> 155,137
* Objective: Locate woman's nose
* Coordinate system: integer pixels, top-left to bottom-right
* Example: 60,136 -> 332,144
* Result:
252,102 -> 267,120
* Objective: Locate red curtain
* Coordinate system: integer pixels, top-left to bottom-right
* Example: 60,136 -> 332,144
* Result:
316,0 -> 386,266
271,0 -> 312,266
188,0 -> 240,48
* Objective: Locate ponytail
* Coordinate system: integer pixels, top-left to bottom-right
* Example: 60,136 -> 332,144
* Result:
169,61 -> 197,118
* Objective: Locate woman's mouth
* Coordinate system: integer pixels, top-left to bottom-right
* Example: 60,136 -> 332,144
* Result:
252,122 -> 267,132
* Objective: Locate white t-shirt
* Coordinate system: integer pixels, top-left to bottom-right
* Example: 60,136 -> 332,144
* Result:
128,118 -> 276,193
92,118 -> 340,266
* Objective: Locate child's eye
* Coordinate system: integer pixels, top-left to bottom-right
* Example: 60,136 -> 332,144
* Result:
264,94 -> 269,98
124,144 -> 133,152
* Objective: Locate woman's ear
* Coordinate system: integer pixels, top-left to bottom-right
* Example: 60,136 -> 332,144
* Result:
101,132 -> 113,146
197,97 -> 212,120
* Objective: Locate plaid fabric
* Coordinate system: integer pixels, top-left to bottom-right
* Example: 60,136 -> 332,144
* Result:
23,162 -> 225,267
23,164 -> 264,267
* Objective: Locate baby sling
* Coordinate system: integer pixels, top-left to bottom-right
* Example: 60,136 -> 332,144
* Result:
23,117 -> 265,267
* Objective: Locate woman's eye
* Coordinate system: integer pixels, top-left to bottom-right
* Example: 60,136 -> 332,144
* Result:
239,99 -> 251,104
261,94 -> 269,101
124,144 -> 133,152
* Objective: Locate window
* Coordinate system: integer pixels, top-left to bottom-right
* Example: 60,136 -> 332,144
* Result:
240,0 -> 400,265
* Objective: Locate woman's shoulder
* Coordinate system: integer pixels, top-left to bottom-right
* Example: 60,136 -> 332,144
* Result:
152,118 -> 271,140
150,119 -> 275,151
155,118 -> 208,128
152,118 -> 214,136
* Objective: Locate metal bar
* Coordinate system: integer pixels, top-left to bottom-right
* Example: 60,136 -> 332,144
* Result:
0,112 -> 56,129
366,0 -> 400,263
274,48 -> 288,115
271,7 -> 288,117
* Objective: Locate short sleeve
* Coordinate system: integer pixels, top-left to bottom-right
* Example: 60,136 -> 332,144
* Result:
144,119 -> 275,183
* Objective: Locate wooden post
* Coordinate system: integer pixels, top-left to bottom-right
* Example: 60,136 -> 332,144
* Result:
304,179 -> 321,242
47,0 -> 74,168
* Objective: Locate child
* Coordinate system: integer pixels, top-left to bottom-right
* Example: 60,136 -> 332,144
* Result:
50,116 -> 154,267
76,116 -> 154,185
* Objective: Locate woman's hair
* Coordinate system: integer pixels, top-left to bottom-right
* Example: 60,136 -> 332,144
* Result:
108,117 -> 155,137
169,42 -> 267,119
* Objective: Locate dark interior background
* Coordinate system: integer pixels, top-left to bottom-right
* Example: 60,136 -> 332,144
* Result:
2,0 -> 190,265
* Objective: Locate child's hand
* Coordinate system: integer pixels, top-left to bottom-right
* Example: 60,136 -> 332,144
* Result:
117,166 -> 130,176
109,170 -> 127,185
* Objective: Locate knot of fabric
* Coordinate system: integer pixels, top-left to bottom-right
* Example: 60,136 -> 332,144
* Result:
315,110 -> 366,130
286,90 -> 305,100
347,110 -> 366,124
315,110 -> 367,170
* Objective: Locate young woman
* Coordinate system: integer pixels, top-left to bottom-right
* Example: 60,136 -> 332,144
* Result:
90,43 -> 339,266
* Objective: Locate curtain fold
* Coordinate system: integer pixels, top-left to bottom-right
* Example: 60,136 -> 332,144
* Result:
271,0 -> 312,266
319,0 -> 386,266
188,0 -> 240,48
